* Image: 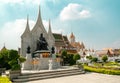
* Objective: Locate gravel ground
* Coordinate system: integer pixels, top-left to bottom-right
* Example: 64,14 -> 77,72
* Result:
26,72 -> 120,83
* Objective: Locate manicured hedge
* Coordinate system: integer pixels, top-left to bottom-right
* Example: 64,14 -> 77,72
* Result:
84,65 -> 120,75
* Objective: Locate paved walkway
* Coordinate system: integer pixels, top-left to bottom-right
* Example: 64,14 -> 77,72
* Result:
26,73 -> 120,83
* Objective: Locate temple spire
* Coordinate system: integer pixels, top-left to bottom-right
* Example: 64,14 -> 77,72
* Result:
21,15 -> 30,38
48,19 -> 55,47
36,5 -> 43,26
48,19 -> 52,33
1,43 -> 7,51
25,15 -> 30,32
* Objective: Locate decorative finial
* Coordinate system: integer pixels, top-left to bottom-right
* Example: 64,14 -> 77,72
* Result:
4,43 -> 5,47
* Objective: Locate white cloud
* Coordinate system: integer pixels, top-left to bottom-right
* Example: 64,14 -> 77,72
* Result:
0,19 -> 49,49
0,0 -> 58,5
0,18 -> 62,50
60,3 -> 91,21
0,0 -> 23,4
52,29 -> 64,34
0,19 -> 35,50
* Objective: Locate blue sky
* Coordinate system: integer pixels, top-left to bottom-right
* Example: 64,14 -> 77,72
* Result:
0,0 -> 120,50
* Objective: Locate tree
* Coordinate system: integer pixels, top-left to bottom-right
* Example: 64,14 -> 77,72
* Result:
102,55 -> 108,62
61,50 -> 67,65
86,55 -> 93,62
0,49 -> 26,70
73,54 -> 81,64
0,49 -> 11,69
67,54 -> 75,65
8,50 -> 19,60
92,57 -> 98,62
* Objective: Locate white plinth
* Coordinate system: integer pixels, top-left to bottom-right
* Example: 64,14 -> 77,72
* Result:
49,59 -> 53,70
22,53 -> 32,70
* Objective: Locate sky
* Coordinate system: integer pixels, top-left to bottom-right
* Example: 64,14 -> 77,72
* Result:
0,0 -> 120,50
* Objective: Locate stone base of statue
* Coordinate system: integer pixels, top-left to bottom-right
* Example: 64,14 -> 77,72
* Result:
22,50 -> 61,70
49,59 -> 53,70
22,53 -> 32,70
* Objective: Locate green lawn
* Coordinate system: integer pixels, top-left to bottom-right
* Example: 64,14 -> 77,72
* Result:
0,76 -> 12,83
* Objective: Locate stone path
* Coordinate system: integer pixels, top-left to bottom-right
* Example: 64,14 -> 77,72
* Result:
26,72 -> 120,83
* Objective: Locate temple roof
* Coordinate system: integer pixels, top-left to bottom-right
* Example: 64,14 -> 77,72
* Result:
34,6 -> 43,27
1,45 -> 7,51
31,6 -> 47,35
21,15 -> 30,38
53,33 -> 63,41
53,33 -> 64,46
95,50 -> 114,57
70,32 -> 75,38
63,36 -> 68,41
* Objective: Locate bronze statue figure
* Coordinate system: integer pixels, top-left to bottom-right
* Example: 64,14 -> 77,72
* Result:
36,33 -> 48,50
27,46 -> 31,53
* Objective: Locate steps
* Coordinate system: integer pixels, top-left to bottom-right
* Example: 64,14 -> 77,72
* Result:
12,68 -> 85,83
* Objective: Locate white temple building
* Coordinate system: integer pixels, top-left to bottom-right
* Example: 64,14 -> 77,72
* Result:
21,7 -> 60,70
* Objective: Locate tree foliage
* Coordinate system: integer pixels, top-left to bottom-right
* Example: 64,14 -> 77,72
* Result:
73,54 -> 81,62
61,50 -> 77,65
8,50 -> 19,60
86,55 -> 93,62
102,55 -> 108,62
92,57 -> 98,62
19,56 -> 26,63
0,49 -> 10,69
0,49 -> 26,70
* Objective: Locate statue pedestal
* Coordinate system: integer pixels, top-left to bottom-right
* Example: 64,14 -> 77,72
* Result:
52,54 -> 56,59
22,54 -> 32,70
49,59 -> 53,70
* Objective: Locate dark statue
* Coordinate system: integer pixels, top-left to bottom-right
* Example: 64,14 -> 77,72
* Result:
36,33 -> 48,50
27,46 -> 31,53
51,46 -> 55,54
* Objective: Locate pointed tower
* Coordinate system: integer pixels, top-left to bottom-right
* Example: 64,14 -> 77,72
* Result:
1,43 -> 7,51
31,6 -> 49,51
21,15 -> 30,38
81,42 -> 85,50
48,19 -> 55,48
21,15 -> 31,56
70,32 -> 75,44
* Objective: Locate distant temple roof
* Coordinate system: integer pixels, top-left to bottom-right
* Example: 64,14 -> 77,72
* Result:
52,33 -> 65,46
53,33 -> 63,41
70,32 -> 75,38
1,45 -> 7,51
95,50 -> 114,57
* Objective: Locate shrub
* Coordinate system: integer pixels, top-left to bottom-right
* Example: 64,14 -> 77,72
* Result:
19,56 -> 26,63
11,64 -> 21,70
